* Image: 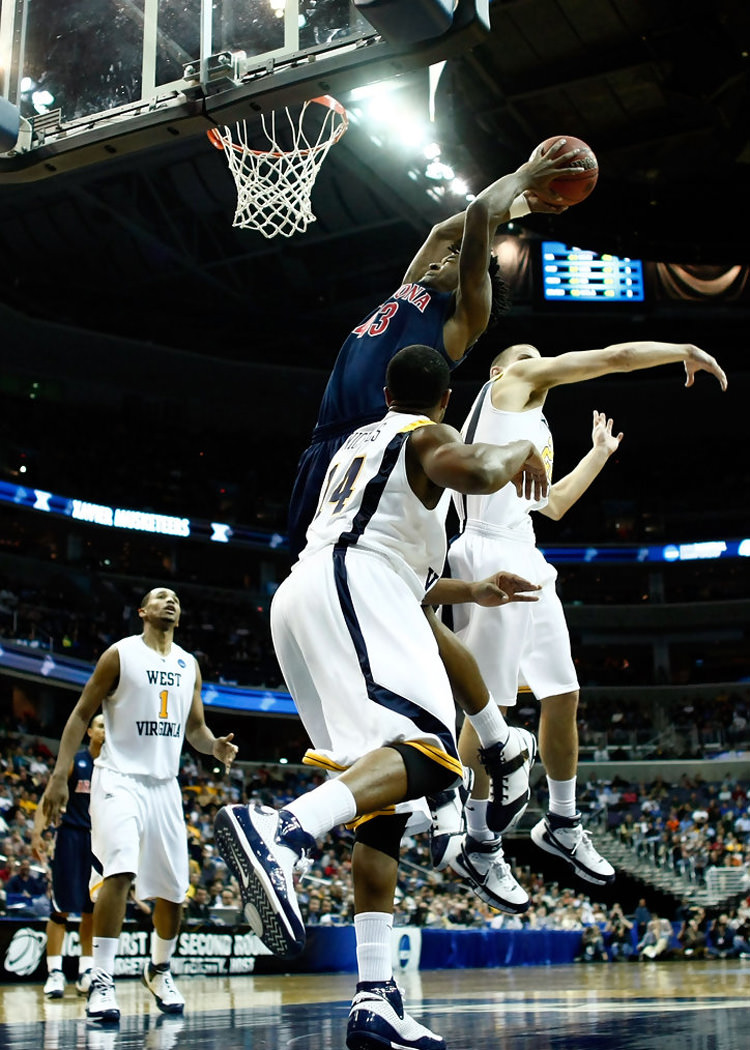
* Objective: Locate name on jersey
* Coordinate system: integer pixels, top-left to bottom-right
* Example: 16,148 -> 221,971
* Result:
146,669 -> 183,686
136,721 -> 182,738
352,284 -> 432,339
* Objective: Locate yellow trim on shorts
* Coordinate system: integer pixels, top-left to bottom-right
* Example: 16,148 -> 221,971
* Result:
302,750 -> 348,773
518,685 -> 533,694
89,877 -> 104,902
400,740 -> 463,779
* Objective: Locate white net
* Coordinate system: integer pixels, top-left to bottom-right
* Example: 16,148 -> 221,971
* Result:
209,96 -> 348,239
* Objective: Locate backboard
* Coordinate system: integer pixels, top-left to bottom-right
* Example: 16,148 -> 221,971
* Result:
0,0 -> 489,183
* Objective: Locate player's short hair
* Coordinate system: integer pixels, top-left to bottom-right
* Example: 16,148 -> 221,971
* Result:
487,255 -> 512,330
386,345 -> 451,408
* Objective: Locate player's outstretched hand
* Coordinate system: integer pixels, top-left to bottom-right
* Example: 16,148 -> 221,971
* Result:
592,410 -> 624,455
684,346 -> 728,391
520,138 -> 584,201
41,775 -> 69,827
471,572 -> 541,607
213,732 -> 239,770
511,445 -> 549,502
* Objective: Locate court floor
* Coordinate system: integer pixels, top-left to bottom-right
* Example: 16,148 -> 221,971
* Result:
0,960 -> 748,1050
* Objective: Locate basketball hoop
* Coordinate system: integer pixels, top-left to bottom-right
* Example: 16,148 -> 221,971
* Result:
207,95 -> 348,239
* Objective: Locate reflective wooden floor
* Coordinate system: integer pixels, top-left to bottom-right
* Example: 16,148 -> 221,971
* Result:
1,960 -> 749,1050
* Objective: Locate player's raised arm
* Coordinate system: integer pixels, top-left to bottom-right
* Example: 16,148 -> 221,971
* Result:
445,143 -> 584,356
402,211 -> 468,286
502,341 -> 728,400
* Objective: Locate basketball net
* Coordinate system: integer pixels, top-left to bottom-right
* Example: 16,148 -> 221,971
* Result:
208,96 -> 348,239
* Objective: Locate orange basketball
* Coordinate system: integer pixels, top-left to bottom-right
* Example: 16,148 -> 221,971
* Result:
536,135 -> 598,205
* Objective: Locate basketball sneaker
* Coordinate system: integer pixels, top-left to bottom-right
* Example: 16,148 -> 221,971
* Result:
346,979 -> 446,1050
76,968 -> 93,996
481,726 -> 537,834
451,835 -> 529,913
428,766 -> 474,871
86,968 -> 120,1024
142,961 -> 185,1014
214,803 -> 314,958
43,968 -> 65,999
531,811 -> 615,885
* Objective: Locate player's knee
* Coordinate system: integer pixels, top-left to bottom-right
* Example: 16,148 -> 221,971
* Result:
387,742 -> 460,801
354,813 -> 408,862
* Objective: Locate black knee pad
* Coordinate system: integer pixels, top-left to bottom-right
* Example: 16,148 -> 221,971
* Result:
387,742 -> 460,801
354,813 -> 409,862
49,912 -> 68,927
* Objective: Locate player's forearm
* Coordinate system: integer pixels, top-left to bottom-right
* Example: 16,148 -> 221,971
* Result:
471,171 -> 532,228
542,445 -> 611,520
603,341 -> 697,372
185,722 -> 218,756
424,578 -> 476,606
459,439 -> 536,494
49,707 -> 90,782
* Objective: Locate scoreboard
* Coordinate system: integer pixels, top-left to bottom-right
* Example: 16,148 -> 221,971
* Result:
541,241 -> 645,302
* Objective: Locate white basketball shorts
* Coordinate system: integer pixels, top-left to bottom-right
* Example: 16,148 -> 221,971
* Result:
447,525 -> 578,706
90,766 -> 189,903
271,546 -> 462,793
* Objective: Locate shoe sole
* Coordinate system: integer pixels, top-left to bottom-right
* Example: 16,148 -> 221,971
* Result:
215,805 -> 305,958
86,1008 -> 120,1024
530,822 -> 615,885
451,852 -> 530,914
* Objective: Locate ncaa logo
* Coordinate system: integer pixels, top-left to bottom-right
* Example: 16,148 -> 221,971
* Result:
398,934 -> 411,969
3,928 -> 47,977
178,659 -> 186,668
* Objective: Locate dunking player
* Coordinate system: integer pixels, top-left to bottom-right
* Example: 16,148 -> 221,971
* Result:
32,713 -> 105,999
287,140 -> 581,559
444,339 -> 728,905
216,345 -> 548,1050
40,587 -> 238,1024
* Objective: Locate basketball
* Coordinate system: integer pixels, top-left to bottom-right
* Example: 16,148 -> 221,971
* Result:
536,135 -> 598,205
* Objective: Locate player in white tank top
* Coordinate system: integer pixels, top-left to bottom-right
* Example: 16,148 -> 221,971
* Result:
446,337 -> 726,893
39,586 -> 238,1023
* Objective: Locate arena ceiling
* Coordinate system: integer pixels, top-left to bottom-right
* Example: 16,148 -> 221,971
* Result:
1,0 -> 748,362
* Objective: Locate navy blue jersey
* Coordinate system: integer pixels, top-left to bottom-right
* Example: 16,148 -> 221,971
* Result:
62,747 -> 93,830
314,283 -> 457,438
288,282 -> 462,558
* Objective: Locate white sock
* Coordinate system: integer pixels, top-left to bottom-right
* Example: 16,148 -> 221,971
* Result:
285,778 -> 357,840
467,700 -> 508,748
92,936 -> 118,975
465,798 -> 496,843
151,933 -> 177,968
354,911 -> 393,984
79,955 -> 94,974
547,776 -> 577,818
47,955 -> 62,974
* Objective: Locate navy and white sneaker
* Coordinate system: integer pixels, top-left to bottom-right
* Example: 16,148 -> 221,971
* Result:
531,811 -> 615,885
214,803 -> 314,957
346,979 -> 446,1050
481,726 -> 537,834
428,766 -> 474,871
142,961 -> 185,1014
451,835 -> 529,914
86,968 -> 120,1024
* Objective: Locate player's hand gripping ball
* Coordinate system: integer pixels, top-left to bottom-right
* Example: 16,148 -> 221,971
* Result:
535,136 -> 598,205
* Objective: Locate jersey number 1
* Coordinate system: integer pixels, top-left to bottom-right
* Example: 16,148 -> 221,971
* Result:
159,690 -> 169,719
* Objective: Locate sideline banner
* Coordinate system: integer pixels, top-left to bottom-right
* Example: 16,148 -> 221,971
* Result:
0,920 -> 578,982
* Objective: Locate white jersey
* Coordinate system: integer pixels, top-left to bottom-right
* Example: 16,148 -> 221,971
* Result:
96,634 -> 196,780
300,411 -> 449,600
454,375 -> 554,541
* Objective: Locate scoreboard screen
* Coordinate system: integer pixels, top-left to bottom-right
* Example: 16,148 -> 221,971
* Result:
541,241 -> 645,302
